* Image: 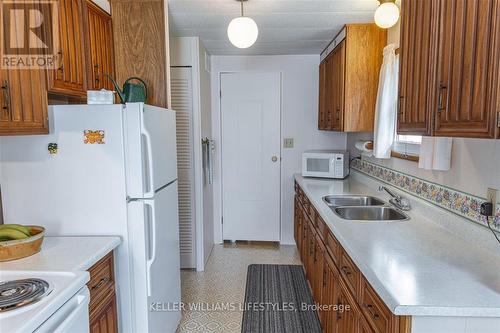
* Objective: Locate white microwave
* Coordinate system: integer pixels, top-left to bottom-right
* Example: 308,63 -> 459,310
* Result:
302,150 -> 350,179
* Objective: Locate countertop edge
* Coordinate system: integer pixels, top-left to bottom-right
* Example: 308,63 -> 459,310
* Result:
70,236 -> 122,271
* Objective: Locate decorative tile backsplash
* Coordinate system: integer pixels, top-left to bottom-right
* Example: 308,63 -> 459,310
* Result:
351,159 -> 500,232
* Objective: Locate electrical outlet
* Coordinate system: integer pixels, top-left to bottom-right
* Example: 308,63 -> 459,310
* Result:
283,138 -> 294,149
487,188 -> 498,215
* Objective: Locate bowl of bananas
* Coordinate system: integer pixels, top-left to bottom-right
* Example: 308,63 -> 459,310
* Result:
0,224 -> 45,261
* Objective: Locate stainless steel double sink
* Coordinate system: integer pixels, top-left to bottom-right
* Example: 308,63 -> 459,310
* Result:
323,195 -> 409,221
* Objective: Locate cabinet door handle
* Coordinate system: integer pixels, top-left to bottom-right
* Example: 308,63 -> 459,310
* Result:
94,64 -> 100,83
336,297 -> 342,320
1,80 -> 10,113
57,51 -> 64,72
363,303 -> 380,320
91,277 -> 109,291
438,84 -> 447,113
340,265 -> 351,276
398,96 -> 404,115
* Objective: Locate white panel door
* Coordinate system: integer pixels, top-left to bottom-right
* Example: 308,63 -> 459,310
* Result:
221,72 -> 281,241
171,67 -> 196,268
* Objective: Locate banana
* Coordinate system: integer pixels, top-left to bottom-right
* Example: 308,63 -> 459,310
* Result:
0,228 -> 30,241
0,224 -> 31,237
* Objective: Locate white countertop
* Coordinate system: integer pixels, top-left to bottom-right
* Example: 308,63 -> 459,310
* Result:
295,172 -> 500,317
0,236 -> 121,271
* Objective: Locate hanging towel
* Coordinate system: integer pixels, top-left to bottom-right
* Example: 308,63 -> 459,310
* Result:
418,137 -> 453,171
373,44 -> 399,159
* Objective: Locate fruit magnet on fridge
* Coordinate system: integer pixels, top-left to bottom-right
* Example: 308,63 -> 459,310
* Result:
84,130 -> 105,144
48,143 -> 58,154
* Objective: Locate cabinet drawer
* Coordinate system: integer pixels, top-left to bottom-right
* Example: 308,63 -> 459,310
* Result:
360,278 -> 392,333
339,250 -> 361,298
88,252 -> 115,308
325,230 -> 341,265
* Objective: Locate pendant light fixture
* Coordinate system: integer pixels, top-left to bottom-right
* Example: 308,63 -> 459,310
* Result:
227,0 -> 258,49
374,0 -> 400,29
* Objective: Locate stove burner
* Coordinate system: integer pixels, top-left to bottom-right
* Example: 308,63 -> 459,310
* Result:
0,278 -> 52,312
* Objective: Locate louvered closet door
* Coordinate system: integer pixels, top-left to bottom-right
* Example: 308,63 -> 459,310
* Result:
171,67 -> 196,268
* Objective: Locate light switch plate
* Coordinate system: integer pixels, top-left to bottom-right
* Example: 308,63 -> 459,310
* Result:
283,138 -> 294,149
487,188 -> 498,215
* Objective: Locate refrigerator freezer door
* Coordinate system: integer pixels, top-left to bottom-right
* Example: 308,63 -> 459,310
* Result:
124,103 -> 178,199
127,182 -> 181,333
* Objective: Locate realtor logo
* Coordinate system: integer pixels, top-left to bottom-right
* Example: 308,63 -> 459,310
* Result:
1,0 -> 59,69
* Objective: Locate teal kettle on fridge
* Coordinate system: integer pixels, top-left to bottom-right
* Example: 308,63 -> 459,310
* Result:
105,74 -> 148,104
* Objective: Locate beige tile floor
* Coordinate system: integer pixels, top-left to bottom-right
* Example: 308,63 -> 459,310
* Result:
176,242 -> 302,333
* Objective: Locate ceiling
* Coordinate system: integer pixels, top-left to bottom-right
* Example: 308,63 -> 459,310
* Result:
168,0 -> 379,55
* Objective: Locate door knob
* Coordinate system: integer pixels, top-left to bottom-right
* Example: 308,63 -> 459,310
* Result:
271,156 -> 278,162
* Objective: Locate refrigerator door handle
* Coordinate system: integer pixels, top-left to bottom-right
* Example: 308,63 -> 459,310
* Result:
141,125 -> 155,198
144,200 -> 157,297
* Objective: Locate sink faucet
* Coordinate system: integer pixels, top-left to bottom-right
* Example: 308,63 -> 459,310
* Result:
379,186 -> 411,211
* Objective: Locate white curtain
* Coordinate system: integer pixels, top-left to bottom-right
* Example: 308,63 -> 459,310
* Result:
373,44 -> 399,159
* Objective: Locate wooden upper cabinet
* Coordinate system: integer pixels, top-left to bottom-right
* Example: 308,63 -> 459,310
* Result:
0,1 -> 49,135
86,0 -> 115,91
48,0 -> 88,97
318,24 -> 387,132
111,0 -> 170,107
398,0 -> 500,139
434,0 -> 500,138
398,0 -> 438,135
0,69 -> 49,136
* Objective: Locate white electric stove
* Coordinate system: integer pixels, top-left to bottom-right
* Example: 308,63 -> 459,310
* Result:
0,270 -> 90,333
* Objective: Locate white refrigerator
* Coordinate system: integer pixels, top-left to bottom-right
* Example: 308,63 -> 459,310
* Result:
0,103 -> 182,333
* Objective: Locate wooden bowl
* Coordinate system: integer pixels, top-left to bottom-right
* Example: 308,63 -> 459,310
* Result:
0,226 -> 45,262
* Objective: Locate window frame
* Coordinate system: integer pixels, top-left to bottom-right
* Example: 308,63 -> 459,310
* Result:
391,134 -> 421,162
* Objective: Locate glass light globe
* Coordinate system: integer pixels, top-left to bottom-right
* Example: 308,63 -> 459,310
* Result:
227,17 -> 258,48
374,2 -> 400,29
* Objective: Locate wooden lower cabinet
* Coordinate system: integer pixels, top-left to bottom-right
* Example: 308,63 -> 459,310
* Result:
293,181 -> 411,333
312,233 -> 326,302
320,254 -> 339,333
337,281 -> 359,333
89,290 -> 118,333
87,252 -> 118,333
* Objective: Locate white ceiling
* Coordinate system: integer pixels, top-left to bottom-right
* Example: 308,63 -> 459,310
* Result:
168,0 -> 379,55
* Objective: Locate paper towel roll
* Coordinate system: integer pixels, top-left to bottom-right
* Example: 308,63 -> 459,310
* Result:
355,140 -> 374,156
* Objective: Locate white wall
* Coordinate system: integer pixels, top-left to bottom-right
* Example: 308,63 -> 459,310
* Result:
210,55 -> 347,245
